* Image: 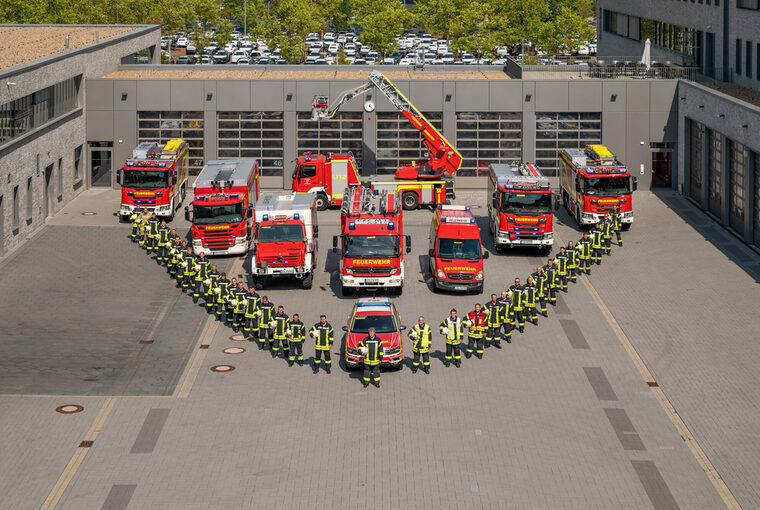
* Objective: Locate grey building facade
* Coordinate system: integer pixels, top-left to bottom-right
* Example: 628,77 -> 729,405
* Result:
598,0 -> 760,90
0,25 -> 160,256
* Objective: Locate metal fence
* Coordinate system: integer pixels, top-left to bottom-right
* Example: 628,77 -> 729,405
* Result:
520,60 -> 698,80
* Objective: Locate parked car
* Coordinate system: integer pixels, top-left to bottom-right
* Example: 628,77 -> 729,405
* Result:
213,50 -> 229,64
442,52 -> 455,64
352,58 -> 368,65
176,37 -> 189,48
230,50 -> 247,63
237,56 -> 250,65
461,53 -> 475,64
342,298 -> 405,370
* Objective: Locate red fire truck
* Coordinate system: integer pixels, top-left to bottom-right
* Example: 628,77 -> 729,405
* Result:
118,139 -> 189,220
560,145 -> 637,228
428,205 -> 488,293
185,159 -> 259,256
293,70 -> 461,211
487,163 -> 557,252
333,186 -> 411,295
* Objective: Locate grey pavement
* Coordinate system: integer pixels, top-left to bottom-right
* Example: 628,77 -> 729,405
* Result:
0,187 -> 755,509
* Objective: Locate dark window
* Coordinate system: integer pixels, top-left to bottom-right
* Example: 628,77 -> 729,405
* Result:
747,41 -> 753,78
138,111 -> 204,174
26,177 -> 32,220
12,185 -> 19,230
217,112 -> 284,177
74,145 -> 83,183
736,39 -> 742,75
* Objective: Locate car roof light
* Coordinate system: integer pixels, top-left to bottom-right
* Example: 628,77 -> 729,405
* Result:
294,213 -> 299,220
349,221 -> 356,230
262,214 -> 269,221
388,221 -> 395,230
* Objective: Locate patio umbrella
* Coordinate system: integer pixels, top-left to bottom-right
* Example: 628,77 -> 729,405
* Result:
641,38 -> 651,71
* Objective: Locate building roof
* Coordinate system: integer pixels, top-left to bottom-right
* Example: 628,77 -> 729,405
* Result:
0,25 -> 150,72
102,67 -> 511,80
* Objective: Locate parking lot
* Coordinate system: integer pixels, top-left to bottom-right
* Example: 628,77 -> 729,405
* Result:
1,188 -> 758,508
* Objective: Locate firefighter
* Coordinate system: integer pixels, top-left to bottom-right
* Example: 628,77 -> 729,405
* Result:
137,208 -> 151,248
182,247 -> 197,292
566,240 -> 579,283
612,208 -> 623,247
440,309 -> 464,367
194,252 -> 210,304
484,294 -> 503,349
233,282 -> 248,333
310,315 -> 334,374
523,276 -> 539,326
544,259 -> 558,306
496,291 -> 513,343
577,232 -> 592,275
243,285 -> 260,341
590,223 -> 603,265
147,213 -> 160,252
156,221 -> 171,264
358,327 -> 383,388
129,209 -> 139,242
602,214 -> 614,256
258,296 -> 275,350
174,242 -> 187,287
288,313 -> 305,367
206,264 -> 221,313
166,230 -> 179,273
532,266 -> 549,317
271,305 -> 291,359
214,272 -> 232,322
465,304 -> 486,359
409,316 -> 432,374
554,247 -> 569,293
226,277 -> 239,328
509,278 -> 525,333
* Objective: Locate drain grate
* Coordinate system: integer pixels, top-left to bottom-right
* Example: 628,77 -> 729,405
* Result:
199,344 -> 210,349
56,405 -> 84,414
81,212 -> 97,216
211,365 -> 235,372
138,339 -> 154,345
79,440 -> 94,448
647,381 -> 659,387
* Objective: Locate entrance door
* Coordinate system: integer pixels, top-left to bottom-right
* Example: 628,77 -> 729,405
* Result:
43,164 -> 54,218
650,143 -> 674,188
89,142 -> 113,187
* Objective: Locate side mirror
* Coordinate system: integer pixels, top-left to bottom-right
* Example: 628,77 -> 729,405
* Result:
332,235 -> 338,253
314,225 -> 319,236
247,205 -> 253,216
184,206 -> 190,222
406,235 -> 411,254
341,325 -> 348,331
553,194 -> 560,211
117,169 -> 122,185
399,325 -> 407,331
483,251 -> 489,259
428,249 -> 435,258
632,176 -> 638,192
492,192 -> 498,209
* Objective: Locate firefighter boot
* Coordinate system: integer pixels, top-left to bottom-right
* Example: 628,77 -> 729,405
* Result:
325,366 -> 331,374
363,381 -> 369,388
312,365 -> 319,374
455,360 -> 461,368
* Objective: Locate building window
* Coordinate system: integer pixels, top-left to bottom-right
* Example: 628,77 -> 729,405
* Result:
456,112 -> 521,177
729,141 -> 747,233
297,111 -> 363,171
12,185 -> 19,231
689,119 -> 705,202
757,43 -> 760,80
57,157 -> 63,202
753,152 -> 760,247
0,76 -> 80,145
535,112 -> 602,177
736,39 -> 742,76
138,111 -> 204,174
26,177 -> 32,221
738,0 -> 759,8
639,17 -> 700,66
218,112 -> 284,176
707,129 -> 723,217
376,112 -> 442,175
74,145 -> 83,183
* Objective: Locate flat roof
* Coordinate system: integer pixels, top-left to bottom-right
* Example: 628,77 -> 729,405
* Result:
0,25 -> 151,72
102,67 -> 511,80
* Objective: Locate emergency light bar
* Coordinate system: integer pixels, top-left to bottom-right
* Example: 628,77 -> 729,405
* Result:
585,167 -> 628,174
354,218 -> 390,224
440,217 -> 475,224
438,205 -> 470,211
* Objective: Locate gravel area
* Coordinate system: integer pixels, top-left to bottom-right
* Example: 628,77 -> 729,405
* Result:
103,67 -> 510,80
699,81 -> 760,109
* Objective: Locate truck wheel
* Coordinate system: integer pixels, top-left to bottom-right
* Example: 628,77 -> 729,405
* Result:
301,272 -> 313,289
401,191 -> 419,210
494,243 -> 503,254
253,277 -> 264,290
562,191 -> 568,210
341,284 -> 353,296
315,193 -> 329,211
622,223 -> 631,231
394,283 -> 403,296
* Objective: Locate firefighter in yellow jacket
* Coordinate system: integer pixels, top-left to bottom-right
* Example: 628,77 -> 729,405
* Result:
409,316 -> 432,374
440,309 -> 464,368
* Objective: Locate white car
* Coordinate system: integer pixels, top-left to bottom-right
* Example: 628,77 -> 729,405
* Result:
240,41 -> 254,52
224,42 -> 236,53
230,50 -> 247,63
337,34 -> 347,44
461,53 -> 475,64
359,46 -> 370,56
589,43 -> 597,54
306,32 -> 319,41
176,37 -> 189,48
442,52 -> 455,64
495,46 -> 509,56
237,56 -> 250,65
323,32 -> 336,42
328,43 -> 339,54
398,57 -> 414,66
423,53 -> 436,64
437,46 -> 448,57
577,45 -> 590,56
492,58 -> 507,65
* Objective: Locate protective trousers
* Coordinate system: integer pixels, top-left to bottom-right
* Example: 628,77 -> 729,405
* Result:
363,364 -> 380,385
412,351 -> 430,372
593,248 -> 602,264
513,309 -> 525,332
444,343 -> 461,366
131,224 -> 138,241
214,302 -> 226,322
485,326 -> 501,346
579,258 -> 591,274
525,306 -> 538,324
615,230 -> 623,246
603,237 -> 612,255
288,342 -> 303,365
157,245 -> 168,264
271,336 -> 290,358
501,321 -> 512,343
244,318 -> 258,339
466,335 -> 484,358
314,349 -> 331,371
548,287 -> 557,305
559,274 -> 568,292
192,279 -> 202,302
538,295 -> 548,316
569,267 -> 577,283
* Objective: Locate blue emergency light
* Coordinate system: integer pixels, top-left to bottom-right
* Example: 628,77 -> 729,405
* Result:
349,221 -> 356,230
470,218 -> 475,223
294,213 -> 299,220
159,162 -> 167,167
305,157 -> 311,161
126,162 -> 134,166
388,221 -> 395,230
587,170 -> 595,174
263,214 -> 269,221
465,206 -> 471,211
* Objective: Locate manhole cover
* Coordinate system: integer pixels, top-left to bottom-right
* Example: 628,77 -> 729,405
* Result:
470,205 -> 482,209
223,347 -> 246,354
211,365 -> 235,372
229,334 -> 247,341
81,212 -> 97,216
56,405 -> 84,414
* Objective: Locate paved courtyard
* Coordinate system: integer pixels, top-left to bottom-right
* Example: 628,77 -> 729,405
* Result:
0,187 -> 757,509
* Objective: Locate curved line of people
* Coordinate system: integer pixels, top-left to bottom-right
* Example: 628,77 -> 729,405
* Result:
127,207 -> 624,388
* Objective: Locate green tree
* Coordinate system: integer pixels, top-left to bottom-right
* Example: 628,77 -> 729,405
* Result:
412,0 -> 458,40
354,0 -> 411,58
533,5 -> 594,54
216,18 -> 235,47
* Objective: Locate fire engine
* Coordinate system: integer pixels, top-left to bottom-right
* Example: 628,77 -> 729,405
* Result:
487,163 -> 557,252
252,193 -> 318,290
293,70 -> 461,211
333,186 -> 411,295
560,145 -> 637,227
118,139 -> 189,220
428,205 -> 488,293
185,159 -> 259,256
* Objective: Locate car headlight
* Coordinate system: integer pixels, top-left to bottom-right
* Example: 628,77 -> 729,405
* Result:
544,233 -> 553,239
436,269 -> 445,279
385,346 -> 400,355
346,346 -> 362,355
475,270 -> 484,281
344,266 -> 353,274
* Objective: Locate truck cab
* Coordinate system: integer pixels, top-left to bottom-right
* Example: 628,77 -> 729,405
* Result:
292,153 -> 359,211
428,205 -> 488,293
487,163 -> 556,252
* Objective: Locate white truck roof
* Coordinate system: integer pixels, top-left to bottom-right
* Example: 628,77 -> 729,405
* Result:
488,163 -> 550,190
195,159 -> 258,189
256,193 -> 316,212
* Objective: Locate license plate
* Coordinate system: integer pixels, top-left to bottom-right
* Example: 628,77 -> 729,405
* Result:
365,278 -> 378,284
453,285 -> 468,291
273,269 -> 282,274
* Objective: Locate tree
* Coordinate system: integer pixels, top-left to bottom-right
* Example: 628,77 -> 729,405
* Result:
216,18 -> 235,47
533,5 -> 594,55
354,0 -> 412,58
413,0 -> 458,40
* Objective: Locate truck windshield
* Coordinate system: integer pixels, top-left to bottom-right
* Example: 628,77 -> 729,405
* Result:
437,238 -> 482,259
583,176 -> 631,196
294,164 -> 316,181
500,192 -> 552,214
350,315 -> 397,333
258,224 -> 304,242
193,203 -> 243,225
344,235 -> 399,258
123,170 -> 168,189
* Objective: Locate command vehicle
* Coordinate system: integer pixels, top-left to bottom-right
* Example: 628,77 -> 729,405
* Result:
251,193 -> 318,290
118,139 -> 189,220
333,187 -> 411,295
342,298 -> 405,369
185,159 -> 259,256
293,70 -> 461,210
428,205 -> 488,293
487,163 -> 557,252
560,145 -> 637,227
